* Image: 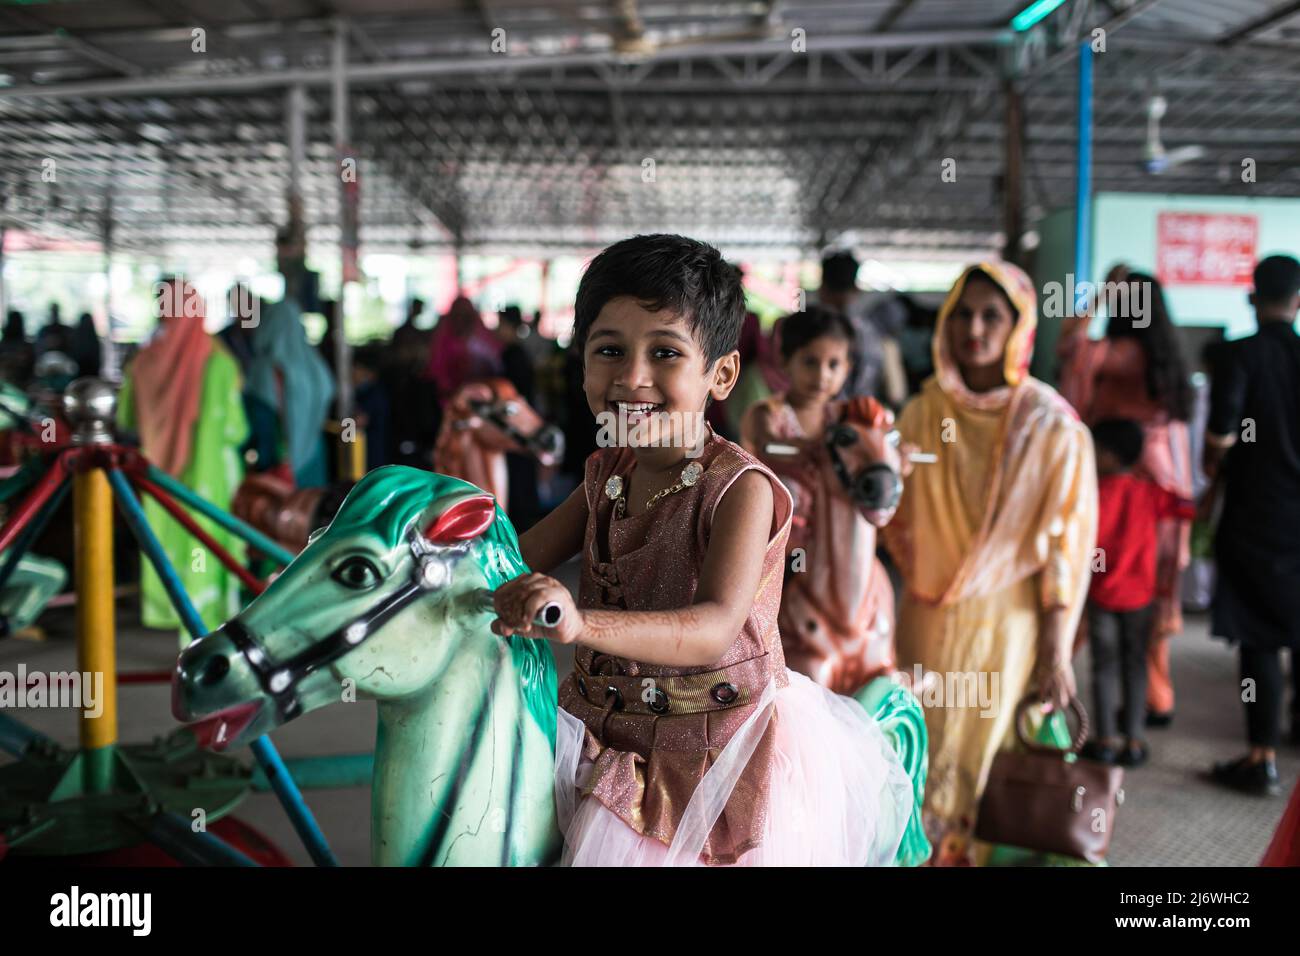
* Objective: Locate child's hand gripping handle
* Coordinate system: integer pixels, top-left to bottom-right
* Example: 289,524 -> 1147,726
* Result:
471,587 -> 564,629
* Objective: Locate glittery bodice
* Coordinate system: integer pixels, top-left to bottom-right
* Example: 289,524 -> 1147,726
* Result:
575,430 -> 792,680
556,429 -> 794,863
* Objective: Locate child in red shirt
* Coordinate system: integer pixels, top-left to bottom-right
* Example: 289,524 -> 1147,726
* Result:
1084,419 -> 1195,766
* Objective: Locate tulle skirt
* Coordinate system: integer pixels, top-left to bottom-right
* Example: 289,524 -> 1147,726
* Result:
553,668 -> 914,866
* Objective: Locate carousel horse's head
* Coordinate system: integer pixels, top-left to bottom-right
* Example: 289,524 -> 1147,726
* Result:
765,396 -> 903,528
823,401 -> 904,527
449,379 -> 564,467
172,466 -> 555,751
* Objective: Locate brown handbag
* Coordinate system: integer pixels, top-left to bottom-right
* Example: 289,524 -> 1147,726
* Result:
973,696 -> 1125,863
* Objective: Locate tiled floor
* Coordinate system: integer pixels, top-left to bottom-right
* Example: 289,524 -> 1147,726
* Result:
1074,615 -> 1296,867
1,574 -> 1293,866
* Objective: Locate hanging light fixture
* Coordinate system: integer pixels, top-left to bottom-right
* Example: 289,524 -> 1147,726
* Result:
1011,0 -> 1069,32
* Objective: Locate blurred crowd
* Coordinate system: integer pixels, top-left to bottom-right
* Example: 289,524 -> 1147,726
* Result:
2,241 -> 1297,867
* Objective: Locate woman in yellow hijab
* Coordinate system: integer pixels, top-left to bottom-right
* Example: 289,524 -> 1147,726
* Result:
882,262 -> 1098,865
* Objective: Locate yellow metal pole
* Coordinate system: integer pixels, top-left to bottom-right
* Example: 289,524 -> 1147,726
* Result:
348,427 -> 366,481
325,420 -> 366,481
74,466 -> 116,790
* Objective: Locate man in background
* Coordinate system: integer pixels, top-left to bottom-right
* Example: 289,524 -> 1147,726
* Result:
808,250 -> 908,408
1205,254 -> 1300,797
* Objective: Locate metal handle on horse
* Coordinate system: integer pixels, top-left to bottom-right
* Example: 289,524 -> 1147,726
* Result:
763,442 -> 936,464
472,587 -> 564,630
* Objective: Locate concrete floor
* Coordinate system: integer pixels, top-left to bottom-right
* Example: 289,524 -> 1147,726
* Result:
1,561 -> 1294,866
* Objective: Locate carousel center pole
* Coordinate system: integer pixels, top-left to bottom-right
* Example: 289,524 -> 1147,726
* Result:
64,378 -> 119,793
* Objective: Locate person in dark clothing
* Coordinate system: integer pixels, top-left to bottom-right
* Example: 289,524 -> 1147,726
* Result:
390,297 -> 431,365
316,299 -> 339,373
0,310 -> 35,386
496,305 -> 536,403
1206,254 -> 1300,797
559,341 -> 599,483
217,283 -> 258,374
495,305 -> 541,530
384,297 -> 439,469
34,303 -> 71,357
71,312 -> 102,378
352,344 -> 393,472
2,310 -> 25,346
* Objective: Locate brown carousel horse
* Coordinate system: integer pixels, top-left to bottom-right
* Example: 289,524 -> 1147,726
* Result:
755,396 -> 906,697
433,379 -> 563,513
231,471 -> 354,554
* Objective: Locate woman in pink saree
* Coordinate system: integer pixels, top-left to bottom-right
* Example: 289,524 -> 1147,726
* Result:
423,295 -> 504,402
1058,269 -> 1194,725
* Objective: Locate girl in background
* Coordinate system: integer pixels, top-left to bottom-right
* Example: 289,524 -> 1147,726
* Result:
741,306 -> 901,695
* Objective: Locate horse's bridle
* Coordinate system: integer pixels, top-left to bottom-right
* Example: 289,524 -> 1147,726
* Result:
462,397 -> 565,463
223,531 -> 462,723
824,423 -> 904,513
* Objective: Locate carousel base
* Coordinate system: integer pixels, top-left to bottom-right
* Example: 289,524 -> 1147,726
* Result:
0,727 -> 250,858
2,815 -> 291,867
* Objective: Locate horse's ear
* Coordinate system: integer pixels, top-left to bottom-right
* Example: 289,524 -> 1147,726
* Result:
423,493 -> 495,544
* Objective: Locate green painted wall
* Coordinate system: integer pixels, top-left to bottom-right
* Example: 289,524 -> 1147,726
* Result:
1030,206 -> 1078,383
1033,192 -> 1300,379
1092,193 -> 1300,339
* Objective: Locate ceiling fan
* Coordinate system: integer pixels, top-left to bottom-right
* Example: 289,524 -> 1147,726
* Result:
1142,94 -> 1206,174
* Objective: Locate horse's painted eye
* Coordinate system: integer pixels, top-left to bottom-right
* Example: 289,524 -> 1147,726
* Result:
332,556 -> 381,590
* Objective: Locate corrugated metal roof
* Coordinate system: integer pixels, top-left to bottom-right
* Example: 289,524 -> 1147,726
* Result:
0,0 -> 1296,256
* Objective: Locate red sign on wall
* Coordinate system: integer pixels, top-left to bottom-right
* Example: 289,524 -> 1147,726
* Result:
1157,212 -> 1258,286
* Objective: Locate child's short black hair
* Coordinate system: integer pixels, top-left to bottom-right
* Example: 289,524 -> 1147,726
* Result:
573,234 -> 745,366
1092,418 -> 1145,468
779,305 -> 857,361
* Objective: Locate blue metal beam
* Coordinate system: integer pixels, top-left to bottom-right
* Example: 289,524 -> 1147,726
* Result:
107,468 -> 338,867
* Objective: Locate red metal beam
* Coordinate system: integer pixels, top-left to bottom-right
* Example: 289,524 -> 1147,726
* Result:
132,475 -> 267,595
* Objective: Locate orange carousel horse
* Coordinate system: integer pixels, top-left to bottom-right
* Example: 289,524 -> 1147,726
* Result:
746,395 -> 906,696
433,379 -> 563,513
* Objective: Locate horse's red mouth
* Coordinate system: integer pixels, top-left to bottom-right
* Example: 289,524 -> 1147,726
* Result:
184,701 -> 263,751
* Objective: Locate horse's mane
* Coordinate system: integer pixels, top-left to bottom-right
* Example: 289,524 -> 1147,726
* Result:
476,498 -> 560,749
330,466 -> 559,748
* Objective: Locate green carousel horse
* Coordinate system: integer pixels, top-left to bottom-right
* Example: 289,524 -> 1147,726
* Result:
173,466 -> 930,866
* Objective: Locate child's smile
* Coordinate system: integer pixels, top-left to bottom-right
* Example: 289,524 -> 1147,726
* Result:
583,295 -> 738,470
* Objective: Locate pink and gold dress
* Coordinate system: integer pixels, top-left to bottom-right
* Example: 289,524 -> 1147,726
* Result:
553,428 -> 913,866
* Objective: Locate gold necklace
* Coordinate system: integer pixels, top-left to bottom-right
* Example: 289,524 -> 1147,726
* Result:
605,460 -> 704,518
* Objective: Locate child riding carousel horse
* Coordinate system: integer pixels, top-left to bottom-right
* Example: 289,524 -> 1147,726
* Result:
173,235 -> 928,867
741,306 -> 906,696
